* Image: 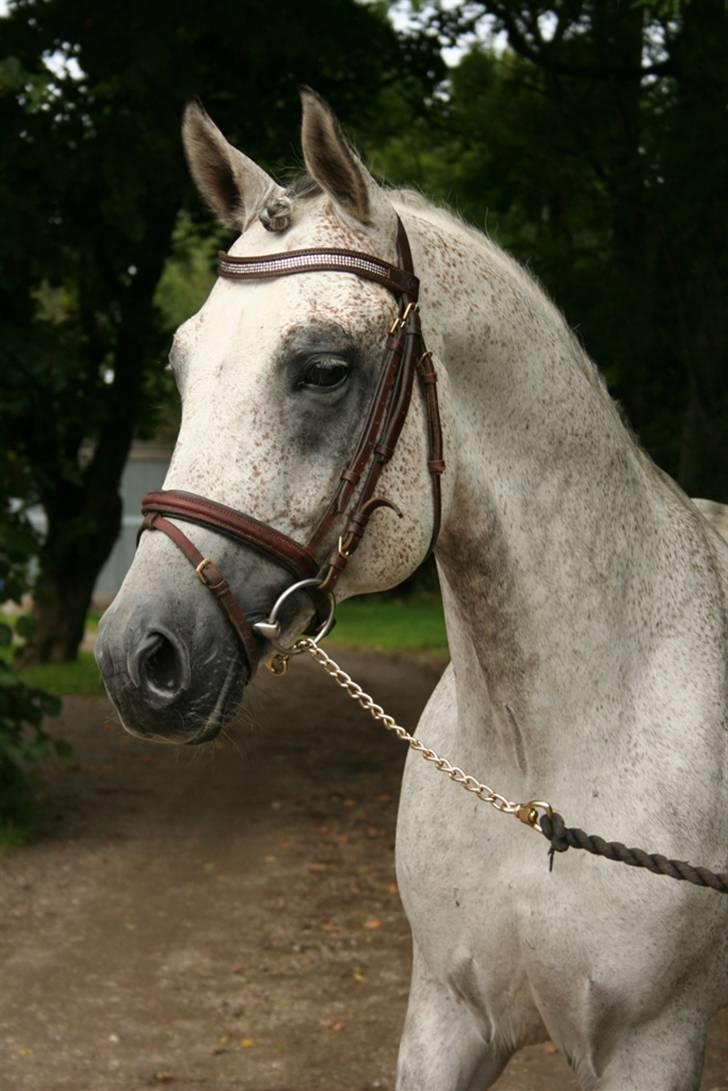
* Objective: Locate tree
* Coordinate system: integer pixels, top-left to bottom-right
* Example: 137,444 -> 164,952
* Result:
388,0 -> 728,499
0,0 -> 444,663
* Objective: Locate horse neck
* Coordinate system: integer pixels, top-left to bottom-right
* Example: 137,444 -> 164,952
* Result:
408,206 -> 663,777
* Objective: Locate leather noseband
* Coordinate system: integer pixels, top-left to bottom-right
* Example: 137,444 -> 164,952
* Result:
140,217 -> 444,671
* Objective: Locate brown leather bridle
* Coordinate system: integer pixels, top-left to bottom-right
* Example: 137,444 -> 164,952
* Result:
139,217 -> 444,671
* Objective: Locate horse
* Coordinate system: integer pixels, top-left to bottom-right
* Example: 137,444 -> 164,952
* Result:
96,90 -> 728,1090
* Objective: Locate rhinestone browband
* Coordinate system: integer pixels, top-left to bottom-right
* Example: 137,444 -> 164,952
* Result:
217,247 -> 419,300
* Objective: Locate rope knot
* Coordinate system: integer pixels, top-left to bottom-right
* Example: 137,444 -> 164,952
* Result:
540,811 -> 570,872
541,811 -> 570,851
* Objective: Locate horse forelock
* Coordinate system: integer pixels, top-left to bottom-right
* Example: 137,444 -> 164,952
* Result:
259,174 -> 321,233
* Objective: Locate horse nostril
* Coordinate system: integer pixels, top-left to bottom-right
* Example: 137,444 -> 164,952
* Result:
145,635 -> 178,692
132,630 -> 190,702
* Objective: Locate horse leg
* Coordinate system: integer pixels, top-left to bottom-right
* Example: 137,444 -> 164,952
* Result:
395,945 -> 511,1091
591,1011 -> 706,1091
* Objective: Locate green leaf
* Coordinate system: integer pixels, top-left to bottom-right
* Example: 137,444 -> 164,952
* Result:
0,665 -> 19,688
15,615 -> 36,641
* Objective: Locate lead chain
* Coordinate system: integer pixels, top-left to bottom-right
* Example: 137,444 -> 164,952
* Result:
294,638 -> 551,831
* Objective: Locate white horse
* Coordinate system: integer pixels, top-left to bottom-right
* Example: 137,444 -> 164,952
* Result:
96,92 -> 728,1089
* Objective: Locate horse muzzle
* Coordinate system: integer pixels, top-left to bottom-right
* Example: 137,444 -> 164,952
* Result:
95,594 -> 248,744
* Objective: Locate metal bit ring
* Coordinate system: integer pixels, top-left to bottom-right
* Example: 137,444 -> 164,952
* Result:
253,578 -> 336,655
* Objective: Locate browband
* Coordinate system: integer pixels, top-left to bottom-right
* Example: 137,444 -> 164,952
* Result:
217,246 -> 419,301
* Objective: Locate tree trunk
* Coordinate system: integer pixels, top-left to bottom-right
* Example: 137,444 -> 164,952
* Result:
24,520 -> 118,663
19,477 -> 125,665
27,582 -> 96,664
20,214 -> 173,665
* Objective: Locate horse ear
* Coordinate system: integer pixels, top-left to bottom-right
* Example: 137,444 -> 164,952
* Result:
182,102 -> 277,230
300,88 -> 391,229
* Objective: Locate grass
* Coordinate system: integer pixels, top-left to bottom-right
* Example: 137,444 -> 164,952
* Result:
13,651 -> 105,696
1,596 -> 448,698
328,594 -> 448,656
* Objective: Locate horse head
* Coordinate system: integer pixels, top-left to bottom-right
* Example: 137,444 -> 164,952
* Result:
96,91 -> 448,743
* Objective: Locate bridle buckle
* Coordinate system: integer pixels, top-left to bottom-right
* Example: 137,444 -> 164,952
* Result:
389,300 -> 418,335
195,558 -> 213,586
337,534 -> 353,560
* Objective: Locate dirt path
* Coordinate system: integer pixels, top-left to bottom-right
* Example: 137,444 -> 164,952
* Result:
1,650 -> 726,1091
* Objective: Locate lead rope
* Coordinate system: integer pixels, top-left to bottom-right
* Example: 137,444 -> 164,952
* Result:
290,638 -> 728,895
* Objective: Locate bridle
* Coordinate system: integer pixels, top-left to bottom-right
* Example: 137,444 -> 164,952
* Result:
139,216 -> 444,672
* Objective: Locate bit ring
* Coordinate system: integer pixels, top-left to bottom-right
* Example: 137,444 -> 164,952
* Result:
253,578 -> 336,655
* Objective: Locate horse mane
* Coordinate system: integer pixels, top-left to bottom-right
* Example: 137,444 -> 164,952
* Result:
393,191 -> 629,438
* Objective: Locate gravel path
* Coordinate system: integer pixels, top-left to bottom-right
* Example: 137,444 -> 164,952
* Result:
1,650 -> 726,1091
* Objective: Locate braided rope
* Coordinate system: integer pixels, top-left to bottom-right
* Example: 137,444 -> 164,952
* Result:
541,813 -> 728,893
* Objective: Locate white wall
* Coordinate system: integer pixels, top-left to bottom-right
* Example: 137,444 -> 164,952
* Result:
93,442 -> 171,605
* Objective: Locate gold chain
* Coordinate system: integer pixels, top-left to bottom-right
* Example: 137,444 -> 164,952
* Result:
288,638 -> 552,834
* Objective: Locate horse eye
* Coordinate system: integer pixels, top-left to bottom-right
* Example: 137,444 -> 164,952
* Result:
300,356 -> 349,391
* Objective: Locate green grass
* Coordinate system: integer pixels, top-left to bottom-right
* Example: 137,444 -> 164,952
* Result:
328,595 -> 448,656
1,648 -> 105,697
86,610 -> 101,631
14,651 -> 105,696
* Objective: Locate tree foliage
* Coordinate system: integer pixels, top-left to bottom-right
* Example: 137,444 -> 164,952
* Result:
0,0 -> 443,663
373,0 -> 728,498
1,0 -> 725,676
0,513 -> 64,831
0,642 -> 65,834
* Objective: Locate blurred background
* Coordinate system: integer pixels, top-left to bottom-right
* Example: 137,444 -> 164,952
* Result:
1,0 -> 726,818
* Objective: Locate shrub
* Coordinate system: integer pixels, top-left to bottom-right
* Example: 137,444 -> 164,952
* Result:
0,506 -> 66,836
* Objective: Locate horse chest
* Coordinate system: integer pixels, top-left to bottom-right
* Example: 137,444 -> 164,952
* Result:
394,661 -> 728,1054
395,720 -> 552,1043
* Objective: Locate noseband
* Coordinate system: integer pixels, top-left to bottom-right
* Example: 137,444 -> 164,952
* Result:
139,217 -> 444,671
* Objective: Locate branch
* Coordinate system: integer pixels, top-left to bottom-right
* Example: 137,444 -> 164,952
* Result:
488,4 -> 674,80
